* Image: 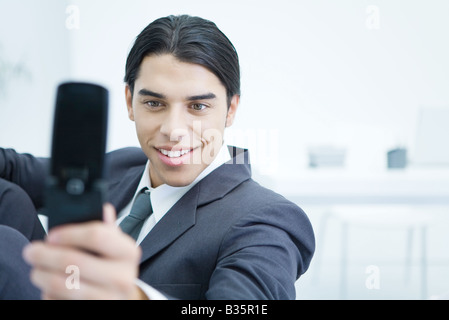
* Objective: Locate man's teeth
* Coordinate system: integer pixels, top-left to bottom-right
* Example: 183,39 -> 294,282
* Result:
159,149 -> 191,158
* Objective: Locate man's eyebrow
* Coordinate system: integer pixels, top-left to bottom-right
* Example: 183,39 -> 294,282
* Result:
138,89 -> 216,101
187,93 -> 216,101
138,89 -> 166,99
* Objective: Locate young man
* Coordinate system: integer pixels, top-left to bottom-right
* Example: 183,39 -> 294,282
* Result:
0,15 -> 315,300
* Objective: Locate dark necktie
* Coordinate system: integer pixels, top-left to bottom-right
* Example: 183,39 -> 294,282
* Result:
119,188 -> 153,241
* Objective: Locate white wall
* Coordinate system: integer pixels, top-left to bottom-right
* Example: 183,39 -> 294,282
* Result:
0,0 -> 71,156
1,0 -> 449,177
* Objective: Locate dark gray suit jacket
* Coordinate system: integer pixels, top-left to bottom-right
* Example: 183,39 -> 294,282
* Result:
0,146 -> 315,300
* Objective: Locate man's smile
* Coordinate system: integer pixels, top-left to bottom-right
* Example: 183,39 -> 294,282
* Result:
154,146 -> 202,167
157,148 -> 193,158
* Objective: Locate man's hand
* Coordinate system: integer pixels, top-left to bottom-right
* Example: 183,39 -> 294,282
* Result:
23,204 -> 145,300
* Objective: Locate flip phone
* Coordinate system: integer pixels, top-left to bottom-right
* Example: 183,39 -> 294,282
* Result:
44,82 -> 109,229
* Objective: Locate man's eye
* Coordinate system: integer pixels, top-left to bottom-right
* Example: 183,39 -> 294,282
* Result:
191,103 -> 207,111
146,101 -> 162,108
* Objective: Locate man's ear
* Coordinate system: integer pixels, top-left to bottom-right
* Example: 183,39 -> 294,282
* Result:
125,85 -> 135,121
225,95 -> 240,127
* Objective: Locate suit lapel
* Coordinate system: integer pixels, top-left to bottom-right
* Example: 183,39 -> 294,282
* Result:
139,184 -> 199,263
139,147 -> 252,263
197,150 -> 252,207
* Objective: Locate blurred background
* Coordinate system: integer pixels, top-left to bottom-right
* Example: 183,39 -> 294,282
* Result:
1,0 -> 448,299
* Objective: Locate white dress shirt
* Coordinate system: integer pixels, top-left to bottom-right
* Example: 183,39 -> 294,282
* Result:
117,143 -> 231,299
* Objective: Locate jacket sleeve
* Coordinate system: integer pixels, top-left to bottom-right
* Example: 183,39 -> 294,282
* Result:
206,201 -> 315,300
0,148 -> 49,209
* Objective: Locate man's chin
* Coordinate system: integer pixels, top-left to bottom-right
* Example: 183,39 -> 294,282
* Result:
150,163 -> 202,188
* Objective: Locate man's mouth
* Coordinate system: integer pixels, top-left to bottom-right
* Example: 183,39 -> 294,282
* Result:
155,146 -> 198,167
157,148 -> 193,158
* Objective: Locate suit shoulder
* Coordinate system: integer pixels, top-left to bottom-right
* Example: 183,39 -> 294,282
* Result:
233,179 -> 314,237
238,179 -> 299,209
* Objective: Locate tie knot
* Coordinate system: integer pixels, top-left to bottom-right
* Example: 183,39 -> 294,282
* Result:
128,188 -> 152,221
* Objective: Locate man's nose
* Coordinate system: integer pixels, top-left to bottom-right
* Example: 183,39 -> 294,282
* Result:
159,108 -> 188,142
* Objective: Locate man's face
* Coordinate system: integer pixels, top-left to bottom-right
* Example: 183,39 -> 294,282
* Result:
126,54 -> 239,188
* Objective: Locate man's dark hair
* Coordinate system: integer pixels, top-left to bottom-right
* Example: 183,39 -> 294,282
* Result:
124,15 -> 241,106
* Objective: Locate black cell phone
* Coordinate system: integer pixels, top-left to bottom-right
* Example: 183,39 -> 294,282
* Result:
44,82 -> 109,229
